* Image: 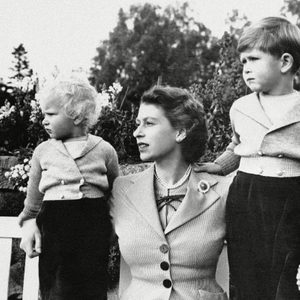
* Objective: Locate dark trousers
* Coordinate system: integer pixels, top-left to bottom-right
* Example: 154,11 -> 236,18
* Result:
226,172 -> 300,300
36,198 -> 112,300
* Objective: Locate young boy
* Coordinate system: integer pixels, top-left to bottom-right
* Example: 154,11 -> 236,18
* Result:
197,17 -> 300,299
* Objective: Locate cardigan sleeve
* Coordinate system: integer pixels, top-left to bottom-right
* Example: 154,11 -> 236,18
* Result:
18,145 -> 44,226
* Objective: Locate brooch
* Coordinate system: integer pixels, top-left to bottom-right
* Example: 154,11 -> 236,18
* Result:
198,180 -> 210,194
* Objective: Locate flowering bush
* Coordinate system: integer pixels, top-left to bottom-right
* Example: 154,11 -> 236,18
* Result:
0,100 -> 17,131
92,82 -> 139,162
5,158 -> 31,192
4,79 -> 138,192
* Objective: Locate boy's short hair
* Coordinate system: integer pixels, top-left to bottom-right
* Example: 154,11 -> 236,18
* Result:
39,77 -> 100,129
238,16 -> 300,73
141,85 -> 208,163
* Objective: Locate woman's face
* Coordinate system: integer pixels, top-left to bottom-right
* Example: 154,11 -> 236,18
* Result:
133,103 -> 182,163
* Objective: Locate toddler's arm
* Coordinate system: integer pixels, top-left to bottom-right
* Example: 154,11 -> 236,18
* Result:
19,218 -> 41,258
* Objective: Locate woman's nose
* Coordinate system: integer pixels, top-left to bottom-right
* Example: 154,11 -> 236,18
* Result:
133,125 -> 143,137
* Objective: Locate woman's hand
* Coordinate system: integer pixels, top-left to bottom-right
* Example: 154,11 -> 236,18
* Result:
20,218 -> 41,258
193,162 -> 223,174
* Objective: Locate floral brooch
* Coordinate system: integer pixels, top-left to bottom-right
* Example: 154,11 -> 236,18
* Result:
198,179 -> 210,194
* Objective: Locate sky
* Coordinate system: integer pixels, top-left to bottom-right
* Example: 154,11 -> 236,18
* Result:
0,0 -> 287,82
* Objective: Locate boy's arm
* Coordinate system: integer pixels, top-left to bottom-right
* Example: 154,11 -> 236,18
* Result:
214,139 -> 241,175
194,105 -> 240,175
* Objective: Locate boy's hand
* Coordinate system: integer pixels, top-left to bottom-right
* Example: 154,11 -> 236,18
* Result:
20,218 -> 41,258
193,162 -> 222,174
297,265 -> 300,290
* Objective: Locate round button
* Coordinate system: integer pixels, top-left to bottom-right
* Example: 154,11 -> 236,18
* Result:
278,154 -> 283,158
159,244 -> 169,254
80,178 -> 85,185
258,150 -> 263,156
60,180 -> 65,185
277,170 -> 284,176
163,279 -> 172,288
60,195 -> 65,199
160,261 -> 169,271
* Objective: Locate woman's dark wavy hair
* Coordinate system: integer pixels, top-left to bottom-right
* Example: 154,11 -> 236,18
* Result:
140,85 -> 207,163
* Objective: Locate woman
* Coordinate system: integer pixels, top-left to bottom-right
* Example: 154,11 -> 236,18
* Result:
111,85 -> 232,300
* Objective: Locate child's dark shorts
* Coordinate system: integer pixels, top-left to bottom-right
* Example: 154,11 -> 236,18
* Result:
36,197 -> 112,300
226,171 -> 300,300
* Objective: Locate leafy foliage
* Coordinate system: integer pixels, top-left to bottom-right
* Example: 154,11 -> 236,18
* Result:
90,2 -> 220,104
192,32 -> 249,160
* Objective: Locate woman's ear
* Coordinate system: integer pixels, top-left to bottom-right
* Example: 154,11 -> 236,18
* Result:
73,113 -> 84,125
281,53 -> 294,74
176,128 -> 187,143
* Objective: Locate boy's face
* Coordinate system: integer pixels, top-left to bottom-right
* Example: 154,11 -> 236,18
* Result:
40,96 -> 76,140
240,48 -> 283,95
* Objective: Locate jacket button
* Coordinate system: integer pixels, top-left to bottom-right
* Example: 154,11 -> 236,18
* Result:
278,154 -> 283,158
60,195 -> 65,199
258,150 -> 263,156
277,170 -> 284,176
160,261 -> 169,271
159,244 -> 169,253
60,180 -> 65,185
163,279 -> 172,288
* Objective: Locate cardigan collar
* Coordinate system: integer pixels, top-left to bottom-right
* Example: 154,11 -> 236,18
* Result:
125,164 -> 220,238
234,92 -> 300,132
49,134 -> 102,159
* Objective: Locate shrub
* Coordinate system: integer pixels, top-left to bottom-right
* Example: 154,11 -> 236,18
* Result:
192,32 -> 249,161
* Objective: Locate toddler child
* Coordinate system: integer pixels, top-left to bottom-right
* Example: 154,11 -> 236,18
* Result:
18,77 -> 119,300
197,17 -> 300,299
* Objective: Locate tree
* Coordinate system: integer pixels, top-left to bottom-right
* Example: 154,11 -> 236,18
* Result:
225,9 -> 250,40
10,44 -> 33,81
281,0 -> 300,26
90,2 -> 219,104
192,32 -> 249,160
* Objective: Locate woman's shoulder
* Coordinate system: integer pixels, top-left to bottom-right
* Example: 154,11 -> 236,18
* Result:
192,170 -> 234,197
113,165 -> 152,190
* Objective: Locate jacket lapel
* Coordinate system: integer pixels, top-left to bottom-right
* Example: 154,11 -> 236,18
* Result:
164,171 -> 220,235
126,165 -> 166,239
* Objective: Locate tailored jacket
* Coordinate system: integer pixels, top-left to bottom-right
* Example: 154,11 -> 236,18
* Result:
215,92 -> 300,175
111,165 -> 232,300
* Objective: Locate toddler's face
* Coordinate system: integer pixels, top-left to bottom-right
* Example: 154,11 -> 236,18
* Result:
40,96 -> 76,140
240,48 -> 283,95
